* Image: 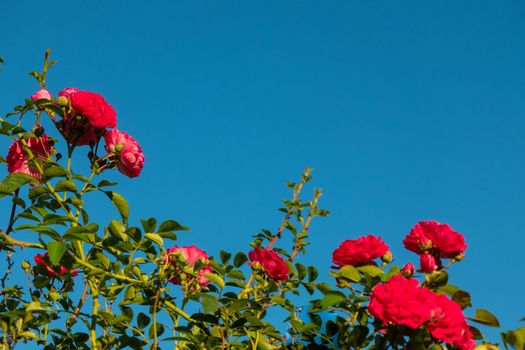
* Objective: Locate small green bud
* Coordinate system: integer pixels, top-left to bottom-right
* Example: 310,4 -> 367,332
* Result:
57,96 -> 68,107
21,261 -> 31,272
115,143 -> 124,152
381,251 -> 393,263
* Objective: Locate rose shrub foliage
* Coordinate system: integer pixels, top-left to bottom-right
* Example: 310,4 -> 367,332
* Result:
0,51 -> 522,350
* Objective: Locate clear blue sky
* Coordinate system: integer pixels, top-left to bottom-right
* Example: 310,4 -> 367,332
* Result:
1,0 -> 524,342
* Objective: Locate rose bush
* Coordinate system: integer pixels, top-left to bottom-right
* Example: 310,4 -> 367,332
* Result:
0,50 -> 522,350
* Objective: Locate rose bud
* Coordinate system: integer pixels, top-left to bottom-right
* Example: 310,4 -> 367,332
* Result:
420,253 -> 438,273
381,250 -> 393,264
401,262 -> 415,277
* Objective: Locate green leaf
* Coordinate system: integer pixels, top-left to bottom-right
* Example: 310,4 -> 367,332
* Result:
42,165 -> 67,180
468,309 -> 500,328
201,294 -> 220,314
339,265 -> 360,282
103,191 -> 129,223
158,220 -> 190,232
308,266 -> 318,282
357,265 -> 384,277
295,263 -> 307,281
109,220 -> 128,242
137,312 -> 151,330
320,291 -> 346,308
452,290 -> 472,309
502,327 -> 525,350
0,173 -> 35,197
233,252 -> 248,268
144,233 -> 163,246
203,273 -> 225,289
219,250 -> 231,264
54,180 -> 77,192
47,241 -> 66,265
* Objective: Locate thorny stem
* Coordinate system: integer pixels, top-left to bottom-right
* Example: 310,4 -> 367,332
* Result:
266,168 -> 311,250
290,189 -> 321,261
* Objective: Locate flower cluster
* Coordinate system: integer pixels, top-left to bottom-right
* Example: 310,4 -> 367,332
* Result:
10,87 -> 145,180
403,220 -> 467,273
369,275 -> 475,350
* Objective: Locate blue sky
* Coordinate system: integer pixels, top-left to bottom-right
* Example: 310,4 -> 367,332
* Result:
1,0 -> 524,343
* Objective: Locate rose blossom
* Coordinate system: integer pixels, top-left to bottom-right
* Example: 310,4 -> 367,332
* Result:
401,262 -> 415,277
368,275 -> 436,329
104,129 -> 144,178
426,294 -> 476,350
249,247 -> 289,281
164,245 -> 212,286
332,235 -> 389,267
34,253 -> 78,278
420,252 -> 438,273
57,88 -> 116,145
66,89 -> 116,129
6,135 -> 53,182
31,88 -> 52,101
403,221 -> 467,258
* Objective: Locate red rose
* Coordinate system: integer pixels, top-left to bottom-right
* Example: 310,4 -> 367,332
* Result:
248,247 -> 289,281
420,252 -> 438,273
426,294 -> 475,350
104,129 -> 145,178
332,235 -> 389,267
69,90 -> 116,129
7,135 -> 53,182
368,275 -> 436,329
164,245 -> 212,286
403,221 -> 467,259
34,253 -> 78,278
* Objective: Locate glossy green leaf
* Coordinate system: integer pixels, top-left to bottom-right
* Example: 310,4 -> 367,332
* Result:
233,252 -> 248,268
144,233 -> 163,246
203,273 -> 225,289
320,291 -> 346,308
103,191 -> 129,223
469,309 -> 500,328
47,241 -> 66,265
54,180 -> 77,192
340,265 -> 360,282
0,173 -> 34,197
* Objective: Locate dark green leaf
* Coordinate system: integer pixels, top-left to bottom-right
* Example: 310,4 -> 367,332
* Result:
233,252 -> 248,268
137,312 -> 150,330
158,220 -> 190,232
201,294 -> 220,314
47,241 -> 66,265
468,309 -> 500,327
54,180 -> 77,192
452,290 -> 471,309
103,191 -> 129,223
320,291 -> 346,308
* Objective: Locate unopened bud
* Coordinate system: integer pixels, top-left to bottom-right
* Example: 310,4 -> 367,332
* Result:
21,261 -> 31,272
33,126 -> 44,137
453,252 -> 465,262
381,251 -> 393,264
401,262 -> 415,277
420,253 -> 438,273
58,96 -> 69,107
427,270 -> 448,287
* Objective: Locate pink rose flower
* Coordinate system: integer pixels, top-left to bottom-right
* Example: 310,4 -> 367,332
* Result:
249,247 -> 289,281
332,235 -> 389,267
6,135 -> 53,182
420,252 -> 438,273
403,221 -> 467,259
164,245 -> 212,286
34,253 -> 79,278
104,129 -> 145,178
31,88 -> 52,101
